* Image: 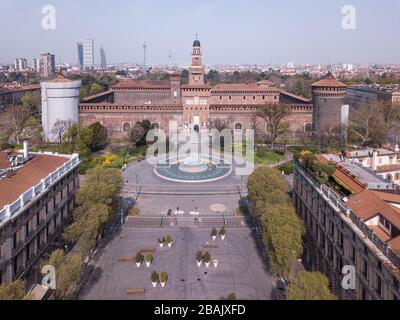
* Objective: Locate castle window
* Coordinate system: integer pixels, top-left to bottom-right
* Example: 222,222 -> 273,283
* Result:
123,122 -> 131,132
243,96 -> 246,100
220,96 -> 222,100
229,96 -> 231,100
262,95 -> 265,100
253,96 -> 255,100
234,123 -> 243,130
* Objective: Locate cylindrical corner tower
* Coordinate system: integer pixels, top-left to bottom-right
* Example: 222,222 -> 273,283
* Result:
311,72 -> 347,134
41,76 -> 81,143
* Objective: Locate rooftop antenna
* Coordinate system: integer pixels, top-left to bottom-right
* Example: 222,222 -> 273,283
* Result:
143,42 -> 147,77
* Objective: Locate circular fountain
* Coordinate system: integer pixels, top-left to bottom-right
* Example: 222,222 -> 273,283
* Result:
154,132 -> 232,183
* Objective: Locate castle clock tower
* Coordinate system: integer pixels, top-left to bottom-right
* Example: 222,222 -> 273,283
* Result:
181,36 -> 211,131
188,37 -> 205,86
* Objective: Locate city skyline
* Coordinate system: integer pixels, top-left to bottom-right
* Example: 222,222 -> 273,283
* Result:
1,0 -> 400,66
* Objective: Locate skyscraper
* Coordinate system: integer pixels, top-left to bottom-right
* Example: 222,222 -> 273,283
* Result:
83,38 -> 94,70
77,42 -> 84,69
100,46 -> 107,70
40,53 -> 55,79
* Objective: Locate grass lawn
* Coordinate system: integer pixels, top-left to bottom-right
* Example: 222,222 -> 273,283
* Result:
230,144 -> 285,165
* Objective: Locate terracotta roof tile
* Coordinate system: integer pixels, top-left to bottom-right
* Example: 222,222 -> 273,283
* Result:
347,190 -> 400,229
211,83 -> 279,92
311,76 -> 347,88
111,79 -> 171,89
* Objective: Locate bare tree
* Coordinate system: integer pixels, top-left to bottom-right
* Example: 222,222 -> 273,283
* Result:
348,102 -> 390,147
51,119 -> 69,144
257,103 -> 291,149
9,105 -> 29,145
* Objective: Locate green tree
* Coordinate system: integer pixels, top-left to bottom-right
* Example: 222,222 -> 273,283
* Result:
0,280 -> 26,300
21,91 -> 41,119
63,166 -> 122,257
257,103 -> 291,149
89,83 -> 102,95
88,122 -> 108,151
45,249 -> 83,299
247,167 -> 290,216
60,124 -> 93,159
287,271 -> 337,300
261,204 -> 304,277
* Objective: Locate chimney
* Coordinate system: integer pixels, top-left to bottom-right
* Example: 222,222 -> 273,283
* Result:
371,149 -> 378,171
23,140 -> 29,159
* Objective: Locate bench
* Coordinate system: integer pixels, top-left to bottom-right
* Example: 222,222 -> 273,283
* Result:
126,288 -> 145,295
118,256 -> 133,262
140,248 -> 156,253
203,242 -> 219,248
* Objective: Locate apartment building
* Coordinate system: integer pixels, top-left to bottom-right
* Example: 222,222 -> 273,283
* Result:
0,146 -> 80,284
344,147 -> 400,186
293,153 -> 400,300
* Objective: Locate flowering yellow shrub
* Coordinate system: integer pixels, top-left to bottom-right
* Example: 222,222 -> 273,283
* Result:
299,150 -> 313,157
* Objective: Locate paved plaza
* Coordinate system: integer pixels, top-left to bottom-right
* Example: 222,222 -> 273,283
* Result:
80,159 -> 272,300
81,226 -> 272,300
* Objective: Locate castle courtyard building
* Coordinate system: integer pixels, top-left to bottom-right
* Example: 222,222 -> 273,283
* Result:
79,39 -> 313,138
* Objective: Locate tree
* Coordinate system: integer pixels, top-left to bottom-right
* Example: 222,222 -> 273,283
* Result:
60,124 -> 93,159
89,83 -> 102,95
257,103 -> 291,149
348,102 -> 391,147
261,204 -> 304,277
51,119 -> 69,144
21,116 -> 42,145
9,105 -> 30,145
21,91 -> 41,119
180,69 -> 189,84
130,122 -> 145,146
247,167 -> 290,215
63,166 -> 122,258
287,271 -> 337,300
247,166 -> 305,278
0,280 -> 26,300
88,122 -> 108,151
45,249 -> 83,299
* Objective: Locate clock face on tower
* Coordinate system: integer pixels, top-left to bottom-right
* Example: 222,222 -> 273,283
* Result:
193,75 -> 200,82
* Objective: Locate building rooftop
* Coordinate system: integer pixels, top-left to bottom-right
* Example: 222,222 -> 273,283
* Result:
210,83 -> 279,92
320,153 -> 393,191
0,151 -> 70,208
311,73 -> 347,88
347,189 -> 400,254
346,148 -> 397,158
111,79 -> 171,89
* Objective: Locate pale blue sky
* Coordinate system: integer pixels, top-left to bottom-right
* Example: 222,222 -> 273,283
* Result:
1,0 -> 399,65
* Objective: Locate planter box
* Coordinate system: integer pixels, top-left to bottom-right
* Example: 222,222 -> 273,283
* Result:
159,242 -> 164,248
160,281 -> 166,288
212,236 -> 216,240
220,234 -> 226,240
152,282 -> 157,288
167,242 -> 172,247
196,260 -> 202,267
145,261 -> 151,267
136,262 -> 141,267
205,261 -> 210,268
213,259 -> 219,268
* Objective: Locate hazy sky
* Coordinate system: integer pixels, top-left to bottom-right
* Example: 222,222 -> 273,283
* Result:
1,0 -> 400,66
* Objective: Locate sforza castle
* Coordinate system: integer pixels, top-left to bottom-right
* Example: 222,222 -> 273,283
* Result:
78,38 -> 347,139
